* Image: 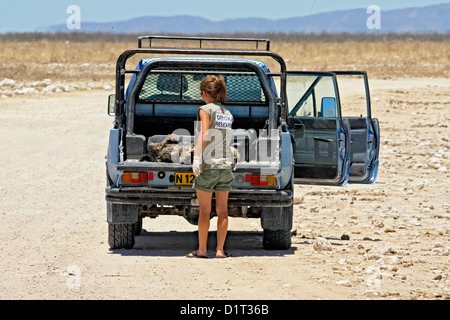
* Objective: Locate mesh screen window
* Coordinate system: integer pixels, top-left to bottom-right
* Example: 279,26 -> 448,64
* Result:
138,71 -> 266,105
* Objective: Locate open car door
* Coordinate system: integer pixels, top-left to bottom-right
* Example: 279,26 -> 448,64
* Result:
334,71 -> 380,184
286,72 -> 351,185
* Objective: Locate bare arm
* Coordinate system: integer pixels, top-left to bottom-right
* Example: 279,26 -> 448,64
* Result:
195,109 -> 210,157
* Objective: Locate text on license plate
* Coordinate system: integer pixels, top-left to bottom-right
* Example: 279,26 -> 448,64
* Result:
175,172 -> 195,185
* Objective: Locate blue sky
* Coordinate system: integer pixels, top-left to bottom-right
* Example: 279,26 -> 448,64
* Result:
0,0 -> 447,33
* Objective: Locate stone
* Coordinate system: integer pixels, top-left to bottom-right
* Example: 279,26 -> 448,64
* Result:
43,85 -> 57,93
309,206 -> 319,213
381,246 -> 394,255
371,220 -> 384,228
31,79 -> 52,87
313,237 -> 332,251
367,254 -> 382,261
59,85 -> 71,92
363,290 -> 379,297
387,256 -> 400,264
402,261 -> 413,267
293,196 -> 304,204
433,274 -> 443,281
13,87 -> 37,95
0,78 -> 16,87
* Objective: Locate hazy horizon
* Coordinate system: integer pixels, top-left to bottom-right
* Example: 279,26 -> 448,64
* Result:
0,0 -> 448,33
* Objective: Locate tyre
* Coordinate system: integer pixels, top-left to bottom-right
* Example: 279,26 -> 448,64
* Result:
262,229 -> 292,250
108,223 -> 135,249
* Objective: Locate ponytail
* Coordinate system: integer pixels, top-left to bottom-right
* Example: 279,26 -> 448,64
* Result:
200,75 -> 227,105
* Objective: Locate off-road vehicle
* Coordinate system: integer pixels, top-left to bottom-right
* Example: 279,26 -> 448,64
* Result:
105,36 -> 380,250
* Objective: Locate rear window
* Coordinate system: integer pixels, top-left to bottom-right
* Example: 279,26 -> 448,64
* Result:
138,70 -> 267,105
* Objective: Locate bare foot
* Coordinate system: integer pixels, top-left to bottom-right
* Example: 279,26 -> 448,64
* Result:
216,250 -> 232,258
186,250 -> 208,258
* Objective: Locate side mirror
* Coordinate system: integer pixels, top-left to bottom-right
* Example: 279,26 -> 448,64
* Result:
108,94 -> 115,116
321,97 -> 336,118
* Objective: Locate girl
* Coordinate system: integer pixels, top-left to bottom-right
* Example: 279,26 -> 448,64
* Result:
187,75 -> 234,259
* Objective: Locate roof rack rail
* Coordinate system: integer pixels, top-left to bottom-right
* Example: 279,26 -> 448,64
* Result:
137,35 -> 270,51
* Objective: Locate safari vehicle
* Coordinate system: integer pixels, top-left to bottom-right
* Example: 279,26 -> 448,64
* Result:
105,36 -> 380,250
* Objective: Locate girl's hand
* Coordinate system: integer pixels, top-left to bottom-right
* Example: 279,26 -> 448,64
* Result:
193,156 -> 201,176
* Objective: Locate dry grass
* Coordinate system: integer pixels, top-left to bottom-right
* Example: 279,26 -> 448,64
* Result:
0,33 -> 448,83
272,40 -> 449,78
0,40 -> 132,82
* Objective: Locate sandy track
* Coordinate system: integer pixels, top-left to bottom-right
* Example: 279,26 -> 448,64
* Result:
0,77 -> 448,300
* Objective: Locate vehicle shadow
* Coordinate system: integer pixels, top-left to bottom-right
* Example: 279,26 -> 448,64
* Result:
109,229 -> 298,257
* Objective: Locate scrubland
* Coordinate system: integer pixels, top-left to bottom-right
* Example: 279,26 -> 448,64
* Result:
0,32 -> 448,84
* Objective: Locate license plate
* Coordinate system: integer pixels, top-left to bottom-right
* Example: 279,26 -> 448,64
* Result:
175,172 -> 195,185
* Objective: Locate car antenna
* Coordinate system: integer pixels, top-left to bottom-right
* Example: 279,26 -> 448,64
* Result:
303,0 -> 316,33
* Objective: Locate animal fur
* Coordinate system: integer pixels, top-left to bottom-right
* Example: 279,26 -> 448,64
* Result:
148,134 -> 192,163
147,134 -> 240,164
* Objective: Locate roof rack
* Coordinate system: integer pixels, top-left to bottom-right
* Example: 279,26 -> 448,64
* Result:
137,35 -> 271,51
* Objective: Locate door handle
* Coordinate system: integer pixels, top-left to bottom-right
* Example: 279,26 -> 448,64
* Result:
314,137 -> 334,144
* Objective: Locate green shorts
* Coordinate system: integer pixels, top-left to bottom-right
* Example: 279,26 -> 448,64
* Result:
193,169 -> 234,193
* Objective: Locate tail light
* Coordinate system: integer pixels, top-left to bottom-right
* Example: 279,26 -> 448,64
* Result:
250,175 -> 276,186
122,172 -> 148,184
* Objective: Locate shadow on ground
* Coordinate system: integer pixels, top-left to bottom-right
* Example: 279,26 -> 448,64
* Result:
109,229 -> 298,258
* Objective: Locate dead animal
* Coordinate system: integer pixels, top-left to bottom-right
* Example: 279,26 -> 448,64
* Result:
147,134 -> 240,164
148,134 -> 193,163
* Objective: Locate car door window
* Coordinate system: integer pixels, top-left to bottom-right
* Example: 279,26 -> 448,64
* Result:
336,73 -> 369,117
287,75 -> 337,118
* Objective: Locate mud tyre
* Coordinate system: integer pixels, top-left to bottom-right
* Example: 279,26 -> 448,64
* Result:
108,223 -> 136,249
262,229 -> 291,250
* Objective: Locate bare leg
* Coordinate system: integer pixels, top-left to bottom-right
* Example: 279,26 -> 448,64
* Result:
214,190 -> 230,257
195,189 -> 212,257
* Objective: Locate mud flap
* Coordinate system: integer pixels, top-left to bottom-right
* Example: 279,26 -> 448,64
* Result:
107,203 -> 139,224
260,206 -> 293,230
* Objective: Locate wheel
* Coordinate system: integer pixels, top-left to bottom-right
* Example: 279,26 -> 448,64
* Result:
108,223 -> 135,249
262,229 -> 292,250
260,204 -> 293,250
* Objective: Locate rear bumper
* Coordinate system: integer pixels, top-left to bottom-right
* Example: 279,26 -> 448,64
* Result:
105,186 -> 293,207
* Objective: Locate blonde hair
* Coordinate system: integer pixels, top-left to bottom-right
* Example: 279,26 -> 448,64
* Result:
200,75 -> 227,105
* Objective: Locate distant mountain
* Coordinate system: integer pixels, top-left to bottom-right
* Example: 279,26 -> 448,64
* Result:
48,3 -> 449,34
